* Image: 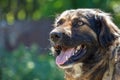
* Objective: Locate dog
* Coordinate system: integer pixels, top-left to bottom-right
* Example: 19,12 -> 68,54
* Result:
49,9 -> 120,80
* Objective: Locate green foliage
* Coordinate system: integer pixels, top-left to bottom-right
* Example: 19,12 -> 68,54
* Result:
0,45 -> 64,80
0,0 -> 120,26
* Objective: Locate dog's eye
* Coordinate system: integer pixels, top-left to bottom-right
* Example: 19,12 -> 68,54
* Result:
57,19 -> 65,26
72,18 -> 84,28
78,21 -> 84,26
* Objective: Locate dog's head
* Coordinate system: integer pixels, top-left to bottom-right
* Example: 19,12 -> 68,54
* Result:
49,9 -> 120,69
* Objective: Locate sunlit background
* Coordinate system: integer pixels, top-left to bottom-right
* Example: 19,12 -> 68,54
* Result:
0,0 -> 120,80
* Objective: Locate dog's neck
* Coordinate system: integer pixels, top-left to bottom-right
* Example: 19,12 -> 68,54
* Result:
64,39 -> 120,80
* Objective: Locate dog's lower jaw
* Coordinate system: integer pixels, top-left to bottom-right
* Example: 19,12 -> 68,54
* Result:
63,50 -> 109,80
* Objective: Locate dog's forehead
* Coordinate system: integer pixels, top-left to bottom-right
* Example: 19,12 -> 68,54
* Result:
57,9 -> 97,20
57,10 -> 76,20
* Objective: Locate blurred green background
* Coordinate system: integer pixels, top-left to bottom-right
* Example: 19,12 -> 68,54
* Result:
0,0 -> 120,80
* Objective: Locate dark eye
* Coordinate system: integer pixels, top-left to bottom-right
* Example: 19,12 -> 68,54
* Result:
57,19 -> 65,26
72,18 -> 84,28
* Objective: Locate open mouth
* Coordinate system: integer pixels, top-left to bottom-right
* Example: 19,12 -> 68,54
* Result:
54,45 -> 87,66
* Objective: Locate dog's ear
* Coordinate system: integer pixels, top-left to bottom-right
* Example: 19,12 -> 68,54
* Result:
96,12 -> 120,47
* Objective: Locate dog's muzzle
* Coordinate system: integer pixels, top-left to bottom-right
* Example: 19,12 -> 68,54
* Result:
50,31 -> 63,43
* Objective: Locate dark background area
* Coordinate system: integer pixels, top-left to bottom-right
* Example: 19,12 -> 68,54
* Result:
0,0 -> 120,80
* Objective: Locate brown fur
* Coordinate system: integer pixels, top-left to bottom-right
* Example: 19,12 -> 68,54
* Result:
50,9 -> 120,80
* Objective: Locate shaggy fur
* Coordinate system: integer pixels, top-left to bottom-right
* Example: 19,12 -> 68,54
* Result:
49,9 -> 120,80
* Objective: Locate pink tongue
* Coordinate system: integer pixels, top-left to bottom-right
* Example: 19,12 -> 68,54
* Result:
56,48 -> 75,65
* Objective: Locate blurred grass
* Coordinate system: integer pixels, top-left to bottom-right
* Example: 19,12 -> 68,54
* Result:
0,45 -> 64,80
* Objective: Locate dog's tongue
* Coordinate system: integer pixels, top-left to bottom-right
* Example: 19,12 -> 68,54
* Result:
56,48 -> 75,65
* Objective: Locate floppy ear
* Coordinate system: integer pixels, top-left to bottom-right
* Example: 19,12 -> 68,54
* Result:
97,13 -> 120,47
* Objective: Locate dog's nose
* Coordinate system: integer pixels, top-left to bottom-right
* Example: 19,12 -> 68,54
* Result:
50,32 -> 62,42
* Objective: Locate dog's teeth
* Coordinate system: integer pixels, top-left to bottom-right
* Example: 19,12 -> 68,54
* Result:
66,56 -> 68,60
73,53 -> 74,55
77,45 -> 82,50
75,50 -> 78,53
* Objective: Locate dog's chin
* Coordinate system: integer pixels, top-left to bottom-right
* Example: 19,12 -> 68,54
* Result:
54,44 -> 87,69
57,64 -> 74,69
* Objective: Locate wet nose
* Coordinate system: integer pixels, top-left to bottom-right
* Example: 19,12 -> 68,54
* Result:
50,32 -> 63,42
